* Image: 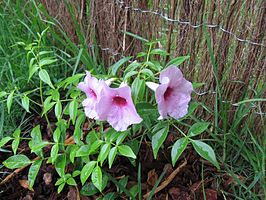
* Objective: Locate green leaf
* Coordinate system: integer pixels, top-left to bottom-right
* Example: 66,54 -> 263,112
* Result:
103,171 -> 134,199
67,177 -> 77,186
3,154 -> 32,169
233,98 -> 266,106
140,69 -> 154,80
89,140 -> 104,154
39,58 -> 57,67
55,101 -> 62,120
108,146 -> 117,168
150,49 -> 169,56
81,161 -> 97,185
57,182 -> 65,193
72,170 -> 81,177
184,101 -> 199,118
122,31 -> 149,43
73,127 -> 82,145
118,176 -> 128,192
192,82 -> 205,89
28,63 -> 39,81
151,123 -> 169,158
80,182 -> 99,196
171,137 -> 188,166
104,128 -> 117,142
28,159 -> 42,189
116,131 -> 129,145
11,138 -> 20,154
51,90 -> 60,101
110,57 -> 132,76
91,166 -> 103,192
76,145 -> 90,157
51,144 -> 59,163
86,130 -> 98,145
98,144 -> 111,166
42,96 -> 56,115
118,145 -> 136,159
62,73 -> 84,88
124,61 -> 141,74
144,61 -> 158,71
132,77 -> 145,103
192,140 -> 220,169
55,154 -> 66,177
53,127 -> 60,143
0,136 -> 12,148
75,113 -> 86,127
129,185 -> 139,198
39,69 -> 54,89
102,192 -> 116,200
123,71 -> 138,80
74,113 -> 86,144
188,122 -> 210,137
166,55 -> 190,67
0,91 -> 7,99
55,177 -> 64,186
30,141 -> 49,153
70,145 -> 79,163
69,99 -> 78,124
21,96 -> 30,112
39,50 -> 53,56
29,125 -> 43,157
7,91 -> 14,114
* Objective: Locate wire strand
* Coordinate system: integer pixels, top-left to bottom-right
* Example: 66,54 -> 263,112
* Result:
116,0 -> 265,48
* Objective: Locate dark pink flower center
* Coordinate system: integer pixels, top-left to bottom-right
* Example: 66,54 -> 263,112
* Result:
89,89 -> 97,99
112,96 -> 127,106
164,87 -> 173,101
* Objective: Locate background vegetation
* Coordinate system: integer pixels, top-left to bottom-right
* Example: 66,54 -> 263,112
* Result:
0,0 -> 265,199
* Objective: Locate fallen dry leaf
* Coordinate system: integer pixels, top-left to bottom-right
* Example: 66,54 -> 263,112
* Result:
163,164 -> 173,178
168,187 -> 181,199
19,179 -> 34,192
43,172 -> 52,185
224,174 -> 246,189
67,186 -> 80,200
144,160 -> 187,199
205,189 -> 217,200
147,169 -> 158,186
22,194 -> 33,200
190,180 -> 203,193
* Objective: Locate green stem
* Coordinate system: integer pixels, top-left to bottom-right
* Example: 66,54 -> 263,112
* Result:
169,120 -> 187,138
146,44 -> 152,62
40,80 -> 52,133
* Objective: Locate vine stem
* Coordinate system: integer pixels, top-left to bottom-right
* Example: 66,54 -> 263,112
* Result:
39,80 -> 52,133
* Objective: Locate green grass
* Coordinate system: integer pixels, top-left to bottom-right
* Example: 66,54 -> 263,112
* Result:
0,0 -> 92,137
204,25 -> 266,199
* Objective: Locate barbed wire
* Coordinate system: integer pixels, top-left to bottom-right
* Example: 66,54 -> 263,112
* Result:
116,0 -> 266,48
86,43 -> 265,115
88,43 -> 126,57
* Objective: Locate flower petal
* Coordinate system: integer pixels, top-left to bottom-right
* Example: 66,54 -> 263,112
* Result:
155,82 -> 169,119
107,106 -> 142,131
155,66 -> 193,120
159,66 -> 183,87
146,82 -> 159,91
96,85 -> 142,131
77,71 -> 106,119
82,98 -> 98,119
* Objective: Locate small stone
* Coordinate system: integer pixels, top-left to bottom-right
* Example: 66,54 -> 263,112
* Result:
43,172 -> 52,185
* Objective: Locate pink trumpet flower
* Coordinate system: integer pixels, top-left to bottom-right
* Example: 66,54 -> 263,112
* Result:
96,84 -> 142,131
77,71 -> 104,119
146,66 -> 193,120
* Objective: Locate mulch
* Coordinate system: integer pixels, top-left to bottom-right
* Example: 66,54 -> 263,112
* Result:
0,117 -> 238,200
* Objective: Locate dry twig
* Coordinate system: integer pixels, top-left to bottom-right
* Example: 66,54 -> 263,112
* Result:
143,160 -> 187,199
